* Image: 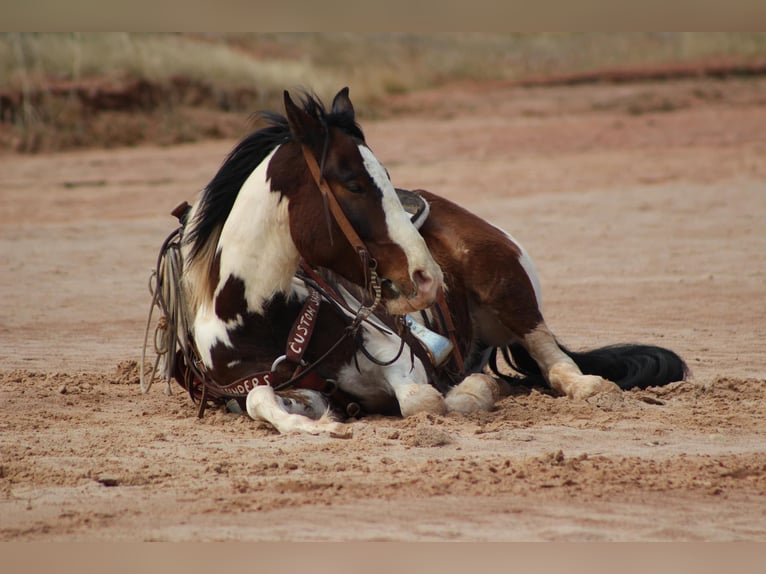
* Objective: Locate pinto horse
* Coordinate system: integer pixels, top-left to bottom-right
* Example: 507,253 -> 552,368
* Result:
145,87 -> 687,436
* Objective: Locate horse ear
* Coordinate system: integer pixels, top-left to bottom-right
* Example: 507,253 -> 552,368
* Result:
331,87 -> 355,118
284,90 -> 320,143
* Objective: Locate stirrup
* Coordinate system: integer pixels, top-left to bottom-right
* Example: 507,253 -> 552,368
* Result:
405,314 -> 453,366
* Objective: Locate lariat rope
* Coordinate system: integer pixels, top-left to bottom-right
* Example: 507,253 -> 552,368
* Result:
140,226 -> 185,395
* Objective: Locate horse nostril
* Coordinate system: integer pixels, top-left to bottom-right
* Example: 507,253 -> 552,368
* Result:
381,278 -> 401,297
412,269 -> 434,297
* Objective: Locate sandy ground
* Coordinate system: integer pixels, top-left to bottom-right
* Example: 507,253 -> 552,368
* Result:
1,77 -> 765,541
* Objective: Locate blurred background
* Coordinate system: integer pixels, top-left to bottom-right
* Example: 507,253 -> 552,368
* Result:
1,32 -> 764,152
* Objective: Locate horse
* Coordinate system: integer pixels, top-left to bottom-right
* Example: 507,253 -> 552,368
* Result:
151,87 -> 504,435
144,87 -> 687,436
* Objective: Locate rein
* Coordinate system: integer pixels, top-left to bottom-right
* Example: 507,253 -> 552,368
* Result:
296,262 -> 408,369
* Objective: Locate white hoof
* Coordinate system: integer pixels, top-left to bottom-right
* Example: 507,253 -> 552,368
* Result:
445,374 -> 499,413
567,375 -> 622,400
395,383 -> 447,417
548,364 -> 621,400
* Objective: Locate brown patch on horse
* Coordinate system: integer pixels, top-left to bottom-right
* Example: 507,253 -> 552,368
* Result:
215,274 -> 247,322
415,189 -> 543,341
205,284 -> 360,390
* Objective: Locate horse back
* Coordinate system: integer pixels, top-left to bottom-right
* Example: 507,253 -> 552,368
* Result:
413,189 -> 543,345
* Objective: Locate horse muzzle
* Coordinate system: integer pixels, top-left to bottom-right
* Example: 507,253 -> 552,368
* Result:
381,268 -> 441,314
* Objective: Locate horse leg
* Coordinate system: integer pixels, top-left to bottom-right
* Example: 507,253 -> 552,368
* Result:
360,334 -> 497,416
340,330 -> 448,417
441,224 -> 620,399
370,358 -> 448,417
245,386 -> 351,437
319,274 -> 448,418
413,188 -> 682,399
394,382 -> 447,417
477,284 -> 623,399
521,322 -> 621,399
444,373 -> 501,413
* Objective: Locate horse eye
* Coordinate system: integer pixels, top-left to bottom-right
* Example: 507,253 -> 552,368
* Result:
345,180 -> 364,194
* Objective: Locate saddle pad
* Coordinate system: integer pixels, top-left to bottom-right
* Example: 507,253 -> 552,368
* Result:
395,188 -> 429,230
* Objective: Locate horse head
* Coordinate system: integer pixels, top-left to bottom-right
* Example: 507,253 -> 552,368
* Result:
276,88 -> 443,314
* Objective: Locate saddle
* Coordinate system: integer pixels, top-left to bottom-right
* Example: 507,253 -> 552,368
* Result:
395,188 -> 429,230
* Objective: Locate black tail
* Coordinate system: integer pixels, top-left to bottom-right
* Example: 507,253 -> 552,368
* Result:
490,341 -> 688,390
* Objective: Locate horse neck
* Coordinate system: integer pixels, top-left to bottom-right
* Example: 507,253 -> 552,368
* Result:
218,147 -> 302,314
187,146 -> 302,319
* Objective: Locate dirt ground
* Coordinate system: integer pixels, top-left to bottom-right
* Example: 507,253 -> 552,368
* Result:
1,76 -> 765,541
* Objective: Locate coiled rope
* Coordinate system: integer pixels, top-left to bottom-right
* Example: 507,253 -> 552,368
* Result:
139,226 -> 191,395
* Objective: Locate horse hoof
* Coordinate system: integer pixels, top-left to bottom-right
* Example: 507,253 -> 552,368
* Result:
445,374 -> 499,413
397,383 -> 447,417
568,375 -> 622,400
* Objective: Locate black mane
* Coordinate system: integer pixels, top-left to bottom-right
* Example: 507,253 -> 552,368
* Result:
185,92 -> 364,262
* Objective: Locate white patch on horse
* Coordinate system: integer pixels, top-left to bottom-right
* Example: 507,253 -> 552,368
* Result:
358,144 -> 443,292
193,311 -> 242,367
337,322 -> 431,411
326,279 -> 442,415
191,146 -> 302,369
215,147 -> 299,314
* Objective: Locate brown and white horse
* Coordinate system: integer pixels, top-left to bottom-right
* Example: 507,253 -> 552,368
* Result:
170,88 -> 460,434
154,87 -> 687,436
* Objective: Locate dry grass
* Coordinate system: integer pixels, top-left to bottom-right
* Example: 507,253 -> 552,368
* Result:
2,32 -> 765,152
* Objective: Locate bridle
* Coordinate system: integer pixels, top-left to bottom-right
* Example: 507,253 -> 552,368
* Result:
299,141 -> 383,322
292,140 -> 409,367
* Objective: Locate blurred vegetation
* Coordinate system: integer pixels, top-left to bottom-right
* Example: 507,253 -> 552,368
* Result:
2,32 -> 765,152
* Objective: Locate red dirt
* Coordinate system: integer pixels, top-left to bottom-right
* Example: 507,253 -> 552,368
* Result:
1,76 -> 765,540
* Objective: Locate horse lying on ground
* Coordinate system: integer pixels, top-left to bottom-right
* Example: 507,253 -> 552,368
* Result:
142,87 -> 687,436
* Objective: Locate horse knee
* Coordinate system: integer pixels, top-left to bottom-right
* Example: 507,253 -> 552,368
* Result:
445,374 -> 499,413
395,383 -> 447,417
